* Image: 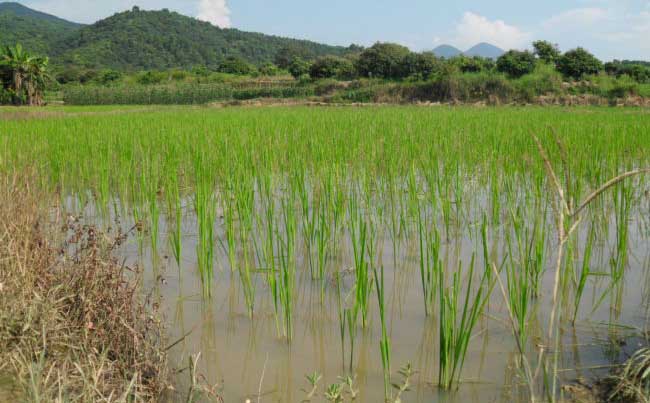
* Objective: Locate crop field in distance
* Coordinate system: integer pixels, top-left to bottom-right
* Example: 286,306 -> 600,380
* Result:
2,105 -> 650,402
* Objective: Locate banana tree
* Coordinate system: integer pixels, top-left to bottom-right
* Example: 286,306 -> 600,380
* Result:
1,44 -> 50,105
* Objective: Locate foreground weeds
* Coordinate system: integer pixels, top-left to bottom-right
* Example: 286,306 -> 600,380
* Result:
0,176 -> 168,402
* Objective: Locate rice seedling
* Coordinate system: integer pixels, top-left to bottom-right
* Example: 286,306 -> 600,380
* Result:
416,199 -> 441,317
2,105 -> 650,402
438,254 -> 493,390
277,195 -> 297,341
166,174 -> 183,267
373,264 -> 391,401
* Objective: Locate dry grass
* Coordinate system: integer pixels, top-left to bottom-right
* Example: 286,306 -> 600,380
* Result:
0,175 -> 168,402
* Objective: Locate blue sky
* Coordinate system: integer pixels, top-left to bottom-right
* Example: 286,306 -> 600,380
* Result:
16,0 -> 650,60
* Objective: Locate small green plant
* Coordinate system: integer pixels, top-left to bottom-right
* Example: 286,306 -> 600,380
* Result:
438,255 -> 493,390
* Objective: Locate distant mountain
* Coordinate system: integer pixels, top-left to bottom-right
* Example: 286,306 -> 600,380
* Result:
0,4 -> 353,70
0,2 -> 82,54
433,42 -> 505,60
0,2 -> 81,27
432,45 -> 463,59
464,43 -> 505,59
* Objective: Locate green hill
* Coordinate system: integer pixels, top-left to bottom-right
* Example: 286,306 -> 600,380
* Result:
0,4 -> 353,70
0,2 -> 82,55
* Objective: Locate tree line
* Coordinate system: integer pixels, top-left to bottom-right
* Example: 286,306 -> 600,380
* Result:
288,41 -> 649,83
56,40 -> 648,87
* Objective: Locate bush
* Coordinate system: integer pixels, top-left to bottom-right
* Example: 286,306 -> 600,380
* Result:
288,59 -> 311,80
191,65 -> 211,77
513,63 -> 563,101
56,67 -> 82,84
398,52 -> 441,80
532,40 -> 560,64
135,71 -> 167,85
309,56 -> 355,80
356,42 -> 411,79
314,79 -> 347,95
170,70 -> 188,81
557,48 -> 602,80
453,56 -> 495,74
97,69 -> 122,85
0,87 -> 12,104
218,56 -> 256,75
496,50 -> 537,78
259,63 -> 281,76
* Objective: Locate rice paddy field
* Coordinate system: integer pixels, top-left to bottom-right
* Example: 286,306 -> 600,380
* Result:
2,105 -> 650,402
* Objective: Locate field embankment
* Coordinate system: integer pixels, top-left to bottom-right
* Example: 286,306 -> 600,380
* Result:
60,73 -> 650,107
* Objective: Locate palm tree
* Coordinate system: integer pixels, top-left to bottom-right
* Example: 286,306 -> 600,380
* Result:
1,44 -> 50,105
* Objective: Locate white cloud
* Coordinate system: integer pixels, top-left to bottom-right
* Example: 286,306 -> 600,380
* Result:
452,12 -> 530,50
197,0 -> 231,28
542,8 -> 608,30
535,6 -> 650,59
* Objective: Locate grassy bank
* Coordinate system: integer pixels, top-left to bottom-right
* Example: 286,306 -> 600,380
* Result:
59,69 -> 650,106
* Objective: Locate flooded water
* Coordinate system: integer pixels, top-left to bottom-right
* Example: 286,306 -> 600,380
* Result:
68,186 -> 650,403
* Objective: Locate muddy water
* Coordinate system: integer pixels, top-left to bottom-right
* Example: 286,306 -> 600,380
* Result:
73,195 -> 650,403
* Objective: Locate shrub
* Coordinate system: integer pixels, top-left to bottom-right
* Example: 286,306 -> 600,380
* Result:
314,78 -> 346,95
453,56 -> 495,74
288,59 -> 311,80
309,56 -> 356,80
513,63 -> 563,101
218,56 -> 256,75
398,52 -> 441,80
56,67 -> 82,84
356,42 -> 411,79
557,48 -> 603,80
259,63 -> 281,76
136,71 -> 167,85
191,65 -> 211,77
170,70 -> 188,81
496,50 -> 537,78
97,69 -> 122,85
532,40 -> 561,64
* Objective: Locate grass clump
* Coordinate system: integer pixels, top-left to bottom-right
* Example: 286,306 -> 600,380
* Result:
0,177 -> 168,402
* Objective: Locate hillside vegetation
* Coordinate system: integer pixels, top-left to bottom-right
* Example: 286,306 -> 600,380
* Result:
0,4 -> 353,70
0,2 -> 81,55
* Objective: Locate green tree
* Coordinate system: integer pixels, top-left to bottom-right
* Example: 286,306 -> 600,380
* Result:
218,56 -> 256,75
274,45 -> 311,69
97,69 -> 122,84
288,58 -> 311,79
556,48 -> 602,80
398,52 -> 440,79
259,62 -> 281,76
532,40 -> 560,64
453,55 -> 495,73
309,55 -> 355,80
356,42 -> 411,79
496,50 -> 537,78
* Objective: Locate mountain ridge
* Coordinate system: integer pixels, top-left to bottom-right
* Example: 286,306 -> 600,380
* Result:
0,4 -> 353,70
0,2 -> 82,27
433,42 -> 506,59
